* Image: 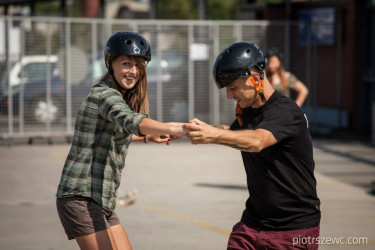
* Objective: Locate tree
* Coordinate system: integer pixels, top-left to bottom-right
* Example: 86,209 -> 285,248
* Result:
157,0 -> 196,19
157,0 -> 243,20
208,0 -> 242,20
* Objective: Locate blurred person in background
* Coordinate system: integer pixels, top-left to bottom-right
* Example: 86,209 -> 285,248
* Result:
265,48 -> 309,107
185,42 -> 320,250
56,31 -> 189,250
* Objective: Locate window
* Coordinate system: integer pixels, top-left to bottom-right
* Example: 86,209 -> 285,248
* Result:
19,62 -> 56,79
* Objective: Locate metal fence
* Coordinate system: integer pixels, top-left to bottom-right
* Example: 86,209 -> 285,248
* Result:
0,16 -> 344,140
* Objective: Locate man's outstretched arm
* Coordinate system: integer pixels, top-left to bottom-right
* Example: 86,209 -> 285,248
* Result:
184,118 -> 276,153
211,124 -> 230,130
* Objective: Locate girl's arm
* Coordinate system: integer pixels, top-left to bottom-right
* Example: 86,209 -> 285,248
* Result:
132,134 -> 172,144
138,118 -> 188,137
132,135 -> 145,142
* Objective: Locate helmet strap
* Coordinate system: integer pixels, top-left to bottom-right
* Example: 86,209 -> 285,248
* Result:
124,84 -> 137,103
235,71 -> 266,127
249,73 -> 266,103
107,59 -> 114,75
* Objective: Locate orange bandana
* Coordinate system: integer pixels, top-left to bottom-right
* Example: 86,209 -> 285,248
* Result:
236,103 -> 243,127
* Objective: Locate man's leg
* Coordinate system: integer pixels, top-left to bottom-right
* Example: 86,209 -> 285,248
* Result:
227,222 -> 258,250
263,225 -> 320,250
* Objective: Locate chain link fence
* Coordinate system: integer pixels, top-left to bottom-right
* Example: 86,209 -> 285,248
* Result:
0,16 -> 344,140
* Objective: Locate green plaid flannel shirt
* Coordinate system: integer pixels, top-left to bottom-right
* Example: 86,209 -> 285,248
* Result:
56,79 -> 147,211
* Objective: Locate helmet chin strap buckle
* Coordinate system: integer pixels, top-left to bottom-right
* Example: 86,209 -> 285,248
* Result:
248,74 -> 266,103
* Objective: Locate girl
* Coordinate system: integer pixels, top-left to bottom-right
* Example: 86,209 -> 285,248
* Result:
56,31 -> 188,250
265,48 -> 309,107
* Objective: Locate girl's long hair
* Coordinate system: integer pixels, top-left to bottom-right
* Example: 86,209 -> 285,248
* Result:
265,56 -> 288,89
100,55 -> 149,115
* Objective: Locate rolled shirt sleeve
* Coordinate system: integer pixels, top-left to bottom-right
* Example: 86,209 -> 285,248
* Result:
98,89 -> 147,137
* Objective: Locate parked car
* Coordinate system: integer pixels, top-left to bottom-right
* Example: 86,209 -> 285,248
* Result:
0,55 -> 58,88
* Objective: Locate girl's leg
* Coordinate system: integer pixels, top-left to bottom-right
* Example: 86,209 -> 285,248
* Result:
110,224 -> 133,250
75,229 -> 118,250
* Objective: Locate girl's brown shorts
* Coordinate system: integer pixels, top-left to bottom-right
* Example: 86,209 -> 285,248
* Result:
56,196 -> 121,240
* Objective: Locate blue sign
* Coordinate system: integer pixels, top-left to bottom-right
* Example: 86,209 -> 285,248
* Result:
298,8 -> 336,45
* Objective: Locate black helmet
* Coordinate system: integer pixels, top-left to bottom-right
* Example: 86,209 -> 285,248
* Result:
265,47 -> 283,60
105,31 -> 151,62
213,42 -> 266,89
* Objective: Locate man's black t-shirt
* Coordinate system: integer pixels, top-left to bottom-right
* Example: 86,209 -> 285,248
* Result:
230,91 -> 321,230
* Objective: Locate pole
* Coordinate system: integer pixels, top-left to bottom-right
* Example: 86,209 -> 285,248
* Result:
284,0 -> 291,70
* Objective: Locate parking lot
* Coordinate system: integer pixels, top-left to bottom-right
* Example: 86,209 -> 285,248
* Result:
0,138 -> 374,250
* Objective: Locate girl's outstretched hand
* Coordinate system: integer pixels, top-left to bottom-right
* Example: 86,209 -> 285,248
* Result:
168,122 -> 191,138
148,134 -> 172,145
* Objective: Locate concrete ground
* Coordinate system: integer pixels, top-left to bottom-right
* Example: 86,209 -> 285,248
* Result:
0,138 -> 374,250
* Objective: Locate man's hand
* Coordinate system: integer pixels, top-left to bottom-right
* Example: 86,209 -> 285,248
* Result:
183,118 -> 220,144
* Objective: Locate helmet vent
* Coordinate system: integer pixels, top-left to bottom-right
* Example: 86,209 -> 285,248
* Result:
247,49 -> 251,53
125,40 -> 132,45
140,41 -> 145,46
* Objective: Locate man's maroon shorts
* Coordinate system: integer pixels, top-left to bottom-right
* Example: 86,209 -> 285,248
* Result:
227,222 -> 320,250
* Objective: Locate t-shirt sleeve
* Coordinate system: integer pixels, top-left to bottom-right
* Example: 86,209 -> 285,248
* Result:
256,107 -> 302,143
287,72 -> 299,88
230,118 -> 240,130
98,89 -> 147,136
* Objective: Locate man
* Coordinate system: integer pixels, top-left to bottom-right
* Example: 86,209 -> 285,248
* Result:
184,42 -> 321,249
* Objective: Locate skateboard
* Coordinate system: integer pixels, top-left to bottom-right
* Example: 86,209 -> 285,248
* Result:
117,188 -> 138,207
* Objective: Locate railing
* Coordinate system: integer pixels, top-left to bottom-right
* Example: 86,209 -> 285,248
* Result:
0,16 -> 344,140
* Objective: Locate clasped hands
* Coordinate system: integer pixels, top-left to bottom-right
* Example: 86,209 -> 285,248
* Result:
169,118 -> 220,145
148,118 -> 220,145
